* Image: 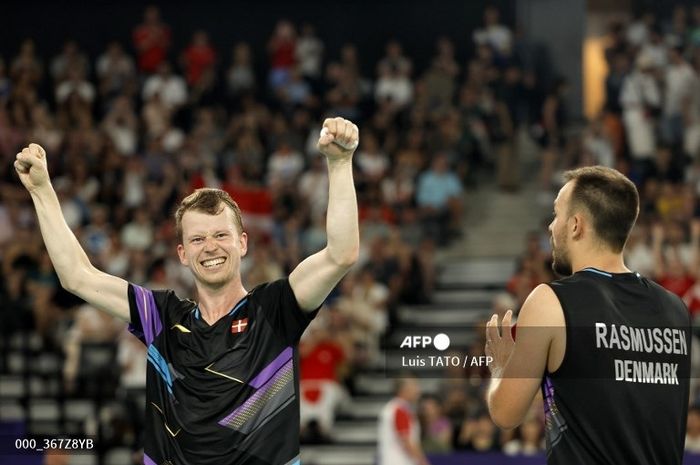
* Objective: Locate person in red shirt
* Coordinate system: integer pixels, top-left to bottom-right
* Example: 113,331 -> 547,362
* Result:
132,6 -> 172,74
299,321 -> 349,441
652,221 -> 699,298
267,20 -> 296,90
181,30 -> 216,86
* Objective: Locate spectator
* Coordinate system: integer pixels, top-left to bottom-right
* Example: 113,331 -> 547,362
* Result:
662,46 -> 697,148
502,412 -> 544,456
456,410 -> 499,452
267,20 -> 297,90
96,41 -> 137,105
132,5 -> 171,74
225,42 -> 256,102
55,68 -> 96,106
419,396 -> 453,454
375,62 -> 413,111
473,5 -> 513,59
687,405 -> 700,453
10,39 -> 43,84
142,61 -> 188,111
181,30 -> 216,87
620,53 -> 661,178
415,153 -> 462,244
299,319 -> 350,443
50,39 -> 90,85
377,378 -> 429,465
296,23 -> 324,87
377,39 -> 412,77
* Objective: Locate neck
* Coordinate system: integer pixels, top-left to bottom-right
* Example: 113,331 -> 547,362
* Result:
571,250 -> 630,274
196,279 -> 247,325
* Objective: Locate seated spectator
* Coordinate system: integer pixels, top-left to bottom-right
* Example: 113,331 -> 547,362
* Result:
55,68 -> 96,106
502,412 -> 544,456
419,396 -> 453,454
142,62 -> 188,111
375,63 -> 413,111
295,23 -> 324,85
652,221 -> 698,297
50,39 -> 90,85
473,5 -> 513,59
226,42 -> 256,101
415,153 -> 462,245
686,405 -> 700,453
96,41 -> 137,104
266,139 -> 304,188
456,409 -> 500,452
624,222 -> 655,277
299,318 -> 350,443
102,95 -> 139,156
355,131 -> 390,187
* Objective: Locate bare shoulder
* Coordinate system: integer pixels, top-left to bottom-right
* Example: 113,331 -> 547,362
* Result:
518,283 -> 565,327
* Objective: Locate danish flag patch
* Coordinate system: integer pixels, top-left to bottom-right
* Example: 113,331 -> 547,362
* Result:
231,318 -> 249,334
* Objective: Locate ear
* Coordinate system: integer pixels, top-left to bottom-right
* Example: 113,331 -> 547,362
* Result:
239,232 -> 248,257
571,213 -> 584,240
177,243 -> 188,266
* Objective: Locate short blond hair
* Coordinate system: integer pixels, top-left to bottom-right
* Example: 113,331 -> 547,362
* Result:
175,188 -> 244,243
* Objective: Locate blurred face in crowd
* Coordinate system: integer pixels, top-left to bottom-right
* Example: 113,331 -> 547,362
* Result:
549,182 -> 574,276
177,206 -> 248,289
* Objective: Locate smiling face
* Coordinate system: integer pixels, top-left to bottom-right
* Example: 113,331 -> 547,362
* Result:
176,207 -> 248,289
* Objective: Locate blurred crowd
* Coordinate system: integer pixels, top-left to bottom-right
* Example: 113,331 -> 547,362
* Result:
13,2 -> 693,460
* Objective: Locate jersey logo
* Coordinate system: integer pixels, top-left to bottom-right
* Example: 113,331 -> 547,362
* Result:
231,318 -> 249,334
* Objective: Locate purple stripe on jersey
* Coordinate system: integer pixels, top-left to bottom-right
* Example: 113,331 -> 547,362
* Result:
144,453 -> 157,465
248,346 -> 293,389
131,284 -> 163,345
219,357 -> 293,429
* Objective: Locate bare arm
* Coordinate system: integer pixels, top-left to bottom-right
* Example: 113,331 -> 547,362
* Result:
289,118 -> 360,311
486,284 -> 564,429
15,144 -> 130,321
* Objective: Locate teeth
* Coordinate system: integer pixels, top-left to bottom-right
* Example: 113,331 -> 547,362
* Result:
202,258 -> 225,268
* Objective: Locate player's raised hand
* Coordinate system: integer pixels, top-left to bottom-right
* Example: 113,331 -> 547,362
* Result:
317,117 -> 359,161
14,143 -> 50,193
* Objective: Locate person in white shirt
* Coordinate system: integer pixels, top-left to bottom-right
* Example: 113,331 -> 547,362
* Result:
378,378 -> 430,465
620,53 -> 661,167
142,62 -> 187,110
473,6 -> 513,57
663,46 -> 698,146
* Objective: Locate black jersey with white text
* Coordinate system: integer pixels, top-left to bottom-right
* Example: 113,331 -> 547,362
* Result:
544,268 -> 690,465
127,278 -> 316,465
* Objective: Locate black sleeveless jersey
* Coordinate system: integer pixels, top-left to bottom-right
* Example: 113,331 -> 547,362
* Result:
544,268 -> 691,465
127,278 -> 316,465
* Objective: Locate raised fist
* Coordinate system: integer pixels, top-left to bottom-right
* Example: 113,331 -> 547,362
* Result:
14,143 -> 50,193
317,117 -> 359,161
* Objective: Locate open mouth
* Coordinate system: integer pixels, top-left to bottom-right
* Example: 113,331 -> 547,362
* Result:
201,257 -> 227,269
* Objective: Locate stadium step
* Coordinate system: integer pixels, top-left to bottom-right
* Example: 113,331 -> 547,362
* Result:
300,445 -> 375,465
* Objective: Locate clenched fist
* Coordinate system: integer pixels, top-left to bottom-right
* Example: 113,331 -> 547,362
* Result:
317,117 -> 359,161
15,143 -> 51,193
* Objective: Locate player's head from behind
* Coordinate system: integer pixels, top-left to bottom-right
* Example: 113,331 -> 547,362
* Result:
175,188 -> 247,289
549,166 -> 639,276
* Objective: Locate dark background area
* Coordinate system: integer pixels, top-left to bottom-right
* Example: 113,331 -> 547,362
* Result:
0,0 -> 516,78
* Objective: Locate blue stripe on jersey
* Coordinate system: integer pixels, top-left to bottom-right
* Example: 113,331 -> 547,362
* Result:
582,267 -> 613,278
147,344 -> 174,394
229,297 -> 248,316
